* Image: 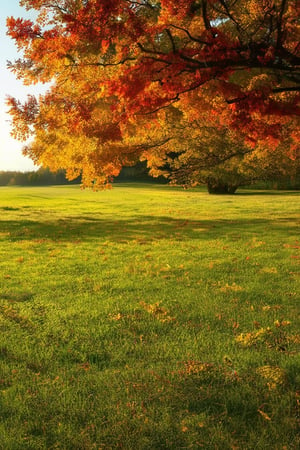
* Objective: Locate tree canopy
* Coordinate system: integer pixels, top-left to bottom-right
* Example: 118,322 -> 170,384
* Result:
6,0 -> 300,188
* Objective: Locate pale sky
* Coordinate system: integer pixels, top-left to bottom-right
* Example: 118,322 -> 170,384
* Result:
0,0 -> 47,172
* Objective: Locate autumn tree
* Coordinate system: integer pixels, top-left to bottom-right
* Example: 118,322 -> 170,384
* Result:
153,136 -> 300,194
145,89 -> 300,193
6,1 -> 299,188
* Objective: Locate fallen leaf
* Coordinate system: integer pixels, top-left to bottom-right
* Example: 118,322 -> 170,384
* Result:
258,409 -> 271,421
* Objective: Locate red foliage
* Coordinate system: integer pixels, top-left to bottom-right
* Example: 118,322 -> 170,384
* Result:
5,1 -> 300,185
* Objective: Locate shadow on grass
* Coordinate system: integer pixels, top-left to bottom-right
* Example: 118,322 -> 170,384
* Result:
236,190 -> 300,196
0,215 -> 298,243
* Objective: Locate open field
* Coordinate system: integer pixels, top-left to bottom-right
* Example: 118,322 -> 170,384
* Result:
0,184 -> 299,449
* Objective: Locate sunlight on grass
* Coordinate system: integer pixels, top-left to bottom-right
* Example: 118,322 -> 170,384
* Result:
0,185 -> 299,449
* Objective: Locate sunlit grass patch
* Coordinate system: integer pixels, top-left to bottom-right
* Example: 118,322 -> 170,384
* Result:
0,184 -> 299,449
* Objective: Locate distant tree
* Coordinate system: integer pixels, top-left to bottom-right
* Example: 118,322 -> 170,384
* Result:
0,169 -> 81,186
0,172 -> 14,186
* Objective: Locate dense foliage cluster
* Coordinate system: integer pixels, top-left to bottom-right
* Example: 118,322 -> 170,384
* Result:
6,1 -> 300,190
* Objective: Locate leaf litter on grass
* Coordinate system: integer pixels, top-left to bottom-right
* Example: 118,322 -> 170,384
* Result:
0,185 -> 299,449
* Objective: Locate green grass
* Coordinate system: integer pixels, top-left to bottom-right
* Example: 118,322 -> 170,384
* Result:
0,184 -> 299,449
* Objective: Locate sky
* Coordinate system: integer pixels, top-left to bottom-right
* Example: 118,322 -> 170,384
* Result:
0,0 -> 47,172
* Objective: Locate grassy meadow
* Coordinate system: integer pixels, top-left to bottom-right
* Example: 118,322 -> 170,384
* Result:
0,184 -> 299,449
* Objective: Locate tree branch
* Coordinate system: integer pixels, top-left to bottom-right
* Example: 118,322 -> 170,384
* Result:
166,29 -> 177,53
202,0 -> 212,32
169,24 -> 211,46
226,85 -> 300,104
272,86 -> 300,93
276,0 -> 287,49
141,94 -> 180,114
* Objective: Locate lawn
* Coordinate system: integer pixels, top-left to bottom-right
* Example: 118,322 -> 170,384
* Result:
0,184 -> 299,449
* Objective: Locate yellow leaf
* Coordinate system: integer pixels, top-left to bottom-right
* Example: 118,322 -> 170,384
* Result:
258,409 -> 271,421
274,319 -> 291,327
256,365 -> 286,390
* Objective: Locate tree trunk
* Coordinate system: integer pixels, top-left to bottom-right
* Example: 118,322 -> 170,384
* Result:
207,180 -> 238,194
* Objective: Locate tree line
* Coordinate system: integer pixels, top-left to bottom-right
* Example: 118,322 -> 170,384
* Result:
0,164 -> 298,190
0,168 -> 80,187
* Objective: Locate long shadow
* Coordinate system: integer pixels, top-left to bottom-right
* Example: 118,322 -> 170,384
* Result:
0,215 -> 298,243
235,190 -> 300,196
